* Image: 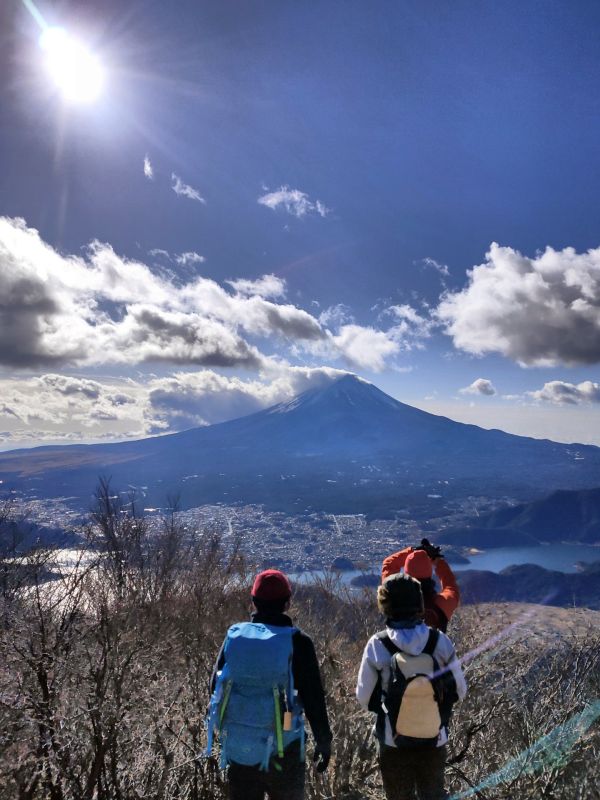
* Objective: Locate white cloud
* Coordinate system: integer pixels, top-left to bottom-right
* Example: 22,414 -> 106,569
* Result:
143,155 -> 154,180
459,378 -> 497,396
529,380 -> 600,405
227,275 -> 286,299
437,242 -> 600,366
331,325 -> 400,372
0,375 -> 143,437
37,374 -> 103,399
258,186 -> 330,218
303,303 -> 432,372
171,173 -> 206,204
175,251 -> 205,266
0,217 -> 333,370
319,304 -> 354,329
387,304 -> 433,344
148,248 -> 170,260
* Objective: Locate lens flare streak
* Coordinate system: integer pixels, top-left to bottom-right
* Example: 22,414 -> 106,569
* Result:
450,700 -> 600,799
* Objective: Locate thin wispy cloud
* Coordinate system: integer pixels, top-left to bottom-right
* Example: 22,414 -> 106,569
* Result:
171,173 -> 206,204
319,304 -> 354,329
143,155 -> 154,180
175,251 -> 205,266
421,257 -> 450,278
258,185 -> 330,218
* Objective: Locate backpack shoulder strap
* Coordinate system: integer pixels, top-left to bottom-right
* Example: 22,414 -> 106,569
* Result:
422,628 -> 440,657
376,630 -> 400,656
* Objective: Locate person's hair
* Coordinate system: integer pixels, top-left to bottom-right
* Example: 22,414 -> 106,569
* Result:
377,573 -> 425,620
419,577 -> 437,602
377,574 -> 424,621
252,596 -> 289,615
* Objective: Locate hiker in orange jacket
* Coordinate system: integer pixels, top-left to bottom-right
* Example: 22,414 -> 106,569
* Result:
381,539 -> 459,632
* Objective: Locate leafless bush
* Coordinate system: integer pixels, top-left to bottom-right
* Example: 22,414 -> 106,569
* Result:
1,488 -> 598,799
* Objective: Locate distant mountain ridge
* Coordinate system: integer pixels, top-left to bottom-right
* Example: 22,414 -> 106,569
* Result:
457,562 -> 600,609
437,486 -> 600,545
1,375 -> 600,514
479,487 -> 600,543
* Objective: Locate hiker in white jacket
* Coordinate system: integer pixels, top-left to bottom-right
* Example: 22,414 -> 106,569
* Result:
356,574 -> 467,800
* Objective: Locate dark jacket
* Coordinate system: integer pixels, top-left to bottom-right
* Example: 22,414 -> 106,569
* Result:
211,611 -> 332,748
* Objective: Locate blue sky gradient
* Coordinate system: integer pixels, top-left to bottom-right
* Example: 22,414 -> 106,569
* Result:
1,0 -> 599,447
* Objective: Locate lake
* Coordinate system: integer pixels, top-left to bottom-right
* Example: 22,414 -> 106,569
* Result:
291,543 -> 600,587
453,543 -> 600,574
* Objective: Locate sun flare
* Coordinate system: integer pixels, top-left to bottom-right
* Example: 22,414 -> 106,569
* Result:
39,26 -> 105,104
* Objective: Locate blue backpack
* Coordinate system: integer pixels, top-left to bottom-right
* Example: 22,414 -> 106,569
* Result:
206,622 -> 305,769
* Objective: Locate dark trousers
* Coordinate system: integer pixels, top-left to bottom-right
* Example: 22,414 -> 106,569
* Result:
227,742 -> 305,800
379,743 -> 448,800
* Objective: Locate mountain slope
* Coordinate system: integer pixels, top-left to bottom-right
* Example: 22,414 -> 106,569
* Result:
477,487 -> 600,543
1,375 -> 599,513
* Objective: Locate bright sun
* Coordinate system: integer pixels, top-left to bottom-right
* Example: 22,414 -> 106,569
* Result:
39,27 -> 105,104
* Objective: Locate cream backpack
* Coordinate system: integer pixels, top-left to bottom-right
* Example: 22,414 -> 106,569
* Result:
377,628 -> 458,746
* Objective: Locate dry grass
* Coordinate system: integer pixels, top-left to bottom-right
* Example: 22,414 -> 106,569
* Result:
1,489 -> 599,800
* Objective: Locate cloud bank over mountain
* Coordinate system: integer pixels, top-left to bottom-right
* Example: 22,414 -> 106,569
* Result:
0,366 -> 350,445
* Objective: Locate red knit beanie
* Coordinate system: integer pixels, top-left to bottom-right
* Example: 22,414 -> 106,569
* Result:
404,550 -> 433,580
251,569 -> 292,602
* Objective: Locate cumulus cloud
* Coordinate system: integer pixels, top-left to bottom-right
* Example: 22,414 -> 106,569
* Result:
143,155 -> 154,180
0,375 -> 142,438
331,325 -> 400,372
437,242 -> 600,366
112,305 -> 264,367
304,303 -> 432,372
460,378 -> 497,396
175,251 -> 205,266
529,380 -> 600,405
171,173 -> 206,204
0,218 -> 335,370
258,186 -> 330,218
227,275 -> 286,299
36,374 -> 102,399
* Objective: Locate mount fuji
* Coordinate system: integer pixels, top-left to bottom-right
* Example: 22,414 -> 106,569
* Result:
1,375 -> 599,514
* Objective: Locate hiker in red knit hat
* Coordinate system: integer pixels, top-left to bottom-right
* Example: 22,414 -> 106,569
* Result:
381,540 -> 460,632
208,569 -> 332,800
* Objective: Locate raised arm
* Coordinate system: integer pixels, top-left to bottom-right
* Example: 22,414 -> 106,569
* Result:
433,558 -> 460,619
381,547 -> 413,581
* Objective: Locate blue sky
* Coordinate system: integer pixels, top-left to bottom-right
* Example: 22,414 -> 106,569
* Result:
1,0 -> 600,448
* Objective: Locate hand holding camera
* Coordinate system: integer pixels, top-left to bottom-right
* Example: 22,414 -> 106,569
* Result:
417,537 -> 442,561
